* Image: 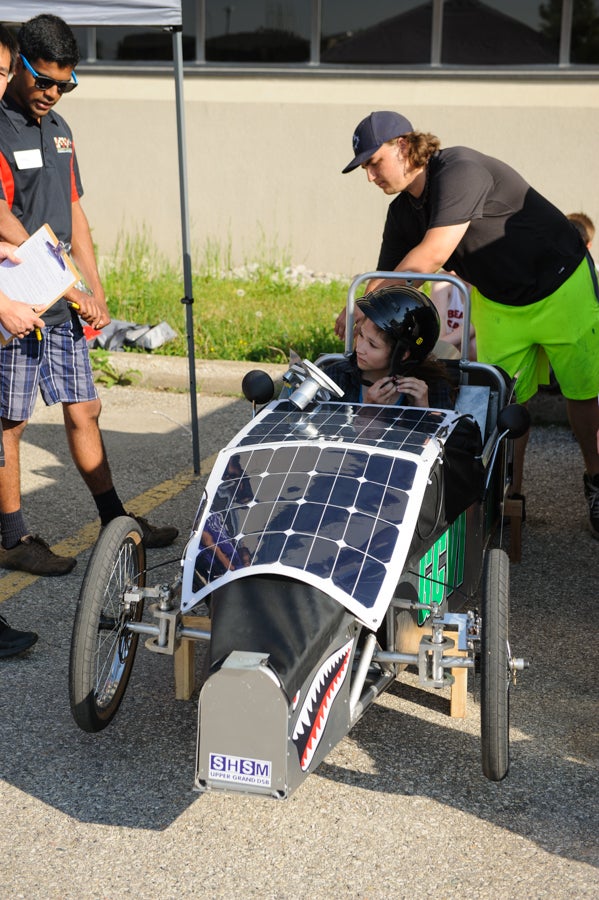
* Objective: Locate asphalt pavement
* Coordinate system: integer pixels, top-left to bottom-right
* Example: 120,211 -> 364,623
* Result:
1,355 -> 597,900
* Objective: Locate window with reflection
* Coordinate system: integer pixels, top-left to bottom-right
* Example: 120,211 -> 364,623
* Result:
570,0 -> 599,63
95,0 -> 197,61
71,27 -> 88,62
441,0 -> 559,65
321,1 -> 432,64
205,0 -> 310,62
24,0 -> 598,69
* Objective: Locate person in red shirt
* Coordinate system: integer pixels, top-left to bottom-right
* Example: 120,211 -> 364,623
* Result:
0,16 -> 178,578
0,24 -> 42,654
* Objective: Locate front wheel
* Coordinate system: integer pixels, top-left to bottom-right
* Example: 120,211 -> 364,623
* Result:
69,517 -> 146,732
480,547 -> 510,781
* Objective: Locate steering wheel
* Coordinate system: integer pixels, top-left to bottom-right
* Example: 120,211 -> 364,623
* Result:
288,359 -> 345,410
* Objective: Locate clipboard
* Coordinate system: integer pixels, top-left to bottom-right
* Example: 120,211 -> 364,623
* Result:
0,223 -> 81,345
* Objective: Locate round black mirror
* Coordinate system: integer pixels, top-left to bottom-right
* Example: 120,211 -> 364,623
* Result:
242,370 -> 275,405
497,403 -> 531,439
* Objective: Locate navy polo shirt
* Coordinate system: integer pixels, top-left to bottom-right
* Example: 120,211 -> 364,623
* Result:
0,96 -> 84,325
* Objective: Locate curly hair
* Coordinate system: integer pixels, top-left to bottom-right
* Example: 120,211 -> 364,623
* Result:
567,211 -> 595,245
389,132 -> 441,168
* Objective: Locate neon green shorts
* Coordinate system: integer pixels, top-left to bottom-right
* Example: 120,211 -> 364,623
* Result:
470,256 -> 599,403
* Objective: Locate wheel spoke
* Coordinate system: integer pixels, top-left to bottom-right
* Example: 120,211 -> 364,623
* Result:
92,541 -> 141,707
69,517 -> 146,732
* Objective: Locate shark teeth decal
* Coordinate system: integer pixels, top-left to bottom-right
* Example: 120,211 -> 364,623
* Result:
291,639 -> 354,771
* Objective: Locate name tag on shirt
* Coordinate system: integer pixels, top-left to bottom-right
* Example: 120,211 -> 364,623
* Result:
13,149 -> 43,170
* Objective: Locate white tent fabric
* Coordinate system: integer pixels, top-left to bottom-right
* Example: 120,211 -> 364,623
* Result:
2,2 -> 181,27
1,2 -> 201,471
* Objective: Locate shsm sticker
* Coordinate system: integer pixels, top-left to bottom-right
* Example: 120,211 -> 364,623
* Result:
208,752 -> 272,787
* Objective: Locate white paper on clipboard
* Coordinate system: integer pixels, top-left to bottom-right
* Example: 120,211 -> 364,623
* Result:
0,224 -> 80,344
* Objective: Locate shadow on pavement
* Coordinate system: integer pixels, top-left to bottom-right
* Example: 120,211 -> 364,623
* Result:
1,406 -> 597,870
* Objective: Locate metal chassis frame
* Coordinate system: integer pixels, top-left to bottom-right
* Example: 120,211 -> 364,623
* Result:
123,585 -> 479,723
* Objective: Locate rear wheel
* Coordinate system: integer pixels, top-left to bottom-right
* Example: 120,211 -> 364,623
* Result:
69,517 -> 146,732
480,547 -> 510,781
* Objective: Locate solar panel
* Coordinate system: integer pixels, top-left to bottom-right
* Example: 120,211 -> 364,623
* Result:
181,400 -> 459,629
234,401 -> 449,453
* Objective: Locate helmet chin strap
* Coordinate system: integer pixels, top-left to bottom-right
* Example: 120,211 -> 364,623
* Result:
389,340 -> 413,376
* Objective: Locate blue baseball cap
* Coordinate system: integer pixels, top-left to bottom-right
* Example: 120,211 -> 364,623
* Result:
342,111 -> 414,174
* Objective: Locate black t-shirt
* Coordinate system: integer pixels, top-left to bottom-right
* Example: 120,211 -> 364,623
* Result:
377,146 -> 586,306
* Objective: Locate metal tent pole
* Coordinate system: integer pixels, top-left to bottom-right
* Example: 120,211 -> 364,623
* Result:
172,26 -> 200,473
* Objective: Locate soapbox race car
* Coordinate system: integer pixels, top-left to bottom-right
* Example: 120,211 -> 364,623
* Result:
68,272 -> 529,799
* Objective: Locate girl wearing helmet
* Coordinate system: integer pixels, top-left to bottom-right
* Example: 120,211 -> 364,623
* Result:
323,285 -> 454,408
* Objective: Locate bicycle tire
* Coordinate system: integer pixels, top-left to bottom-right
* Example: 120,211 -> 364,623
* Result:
480,547 -> 510,781
69,516 -> 146,732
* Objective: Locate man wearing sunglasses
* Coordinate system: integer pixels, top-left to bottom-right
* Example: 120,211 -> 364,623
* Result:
0,15 -> 178,578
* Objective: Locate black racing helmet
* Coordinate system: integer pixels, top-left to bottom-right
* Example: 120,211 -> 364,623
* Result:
356,285 -> 440,373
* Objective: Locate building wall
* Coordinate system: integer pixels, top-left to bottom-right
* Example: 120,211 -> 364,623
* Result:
67,72 -> 599,276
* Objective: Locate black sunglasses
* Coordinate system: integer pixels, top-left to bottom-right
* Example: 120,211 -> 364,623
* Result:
20,53 -> 78,94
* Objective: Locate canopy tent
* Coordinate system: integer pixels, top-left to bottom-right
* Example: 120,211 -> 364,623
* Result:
1,1 -> 201,472
9,2 -> 183,27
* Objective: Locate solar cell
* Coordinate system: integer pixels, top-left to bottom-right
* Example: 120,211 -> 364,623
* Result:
182,400 -> 459,628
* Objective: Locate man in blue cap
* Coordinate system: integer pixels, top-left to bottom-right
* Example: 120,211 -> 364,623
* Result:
339,110 -> 599,540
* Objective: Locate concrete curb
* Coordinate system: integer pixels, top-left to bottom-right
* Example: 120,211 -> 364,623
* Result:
104,352 -> 287,397
103,352 -> 569,425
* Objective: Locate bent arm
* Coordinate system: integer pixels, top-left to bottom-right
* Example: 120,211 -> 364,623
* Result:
430,280 -> 452,338
0,199 -> 29,245
366,223 -> 471,292
66,200 -> 110,328
335,222 -> 471,341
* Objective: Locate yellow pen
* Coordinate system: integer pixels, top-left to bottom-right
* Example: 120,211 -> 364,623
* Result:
35,327 -> 42,341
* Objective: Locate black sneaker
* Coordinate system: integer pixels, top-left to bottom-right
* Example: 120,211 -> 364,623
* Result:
0,534 -> 77,576
0,614 -> 38,658
583,473 -> 599,539
131,515 -> 179,549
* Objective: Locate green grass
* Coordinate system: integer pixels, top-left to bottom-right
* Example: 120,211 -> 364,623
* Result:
98,232 -> 349,363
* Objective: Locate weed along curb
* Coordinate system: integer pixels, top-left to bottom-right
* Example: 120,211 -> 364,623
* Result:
100,352 -> 288,397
